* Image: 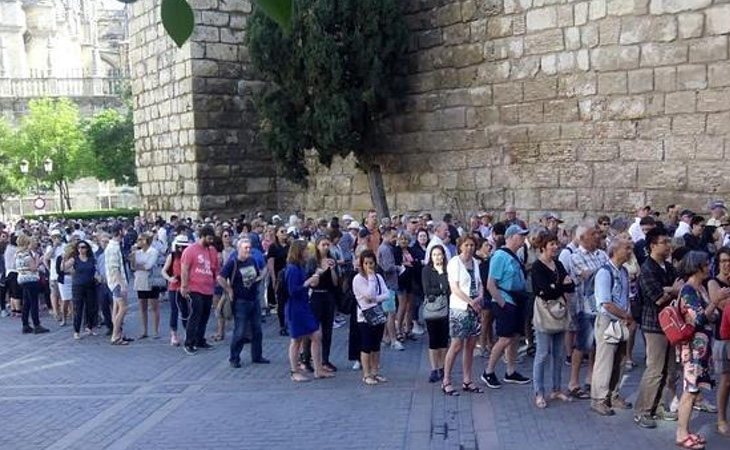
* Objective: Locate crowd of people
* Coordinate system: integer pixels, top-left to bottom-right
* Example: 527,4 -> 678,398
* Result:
1,202 -> 729,449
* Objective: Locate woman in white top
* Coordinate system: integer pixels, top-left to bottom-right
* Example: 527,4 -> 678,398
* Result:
4,234 -> 21,316
352,249 -> 390,386
131,233 -> 160,339
442,235 -> 484,396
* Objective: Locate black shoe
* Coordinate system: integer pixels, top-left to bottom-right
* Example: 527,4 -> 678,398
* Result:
504,371 -> 531,385
279,328 -> 289,337
253,358 -> 271,364
428,370 -> 440,383
33,325 -> 50,334
183,345 -> 197,355
230,360 -> 242,368
22,326 -> 34,334
481,371 -> 502,389
197,342 -> 213,350
122,336 -> 135,342
105,328 -> 113,337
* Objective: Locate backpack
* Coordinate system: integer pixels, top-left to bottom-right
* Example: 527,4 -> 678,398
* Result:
658,296 -> 695,346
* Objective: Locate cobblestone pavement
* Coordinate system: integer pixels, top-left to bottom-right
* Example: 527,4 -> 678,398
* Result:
0,299 -> 724,450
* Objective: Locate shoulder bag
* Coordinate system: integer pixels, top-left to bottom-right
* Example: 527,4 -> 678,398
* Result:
423,271 -> 449,320
360,275 -> 387,326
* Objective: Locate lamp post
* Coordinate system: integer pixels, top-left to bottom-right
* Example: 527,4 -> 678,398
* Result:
19,157 -> 53,213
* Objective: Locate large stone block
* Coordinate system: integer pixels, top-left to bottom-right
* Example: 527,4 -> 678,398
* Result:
493,82 -> 524,105
637,163 -> 687,189
649,0 -> 711,15
665,91 -> 697,114
524,78 -> 557,101
678,13 -> 704,39
524,29 -> 565,55
527,7 -> 558,31
628,68 -> 654,93
688,162 -> 730,192
619,16 -> 677,44
540,188 -> 578,209
698,88 -> 730,112
709,62 -> 730,88
598,71 -> 628,94
671,113 -> 706,135
591,46 -> 640,71
575,140 -> 620,161
707,112 -> 730,135
707,5 -> 730,35
594,161 -> 637,187
559,163 -> 593,187
619,139 -> 664,160
689,37 -> 728,65
640,42 -> 687,67
607,0 -> 647,16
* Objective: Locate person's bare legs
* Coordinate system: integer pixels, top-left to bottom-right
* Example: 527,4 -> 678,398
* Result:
443,338 -> 464,387
311,329 -> 333,378
150,297 -> 160,337
111,299 -> 128,342
138,297 -> 148,337
486,336 -> 512,374
718,373 -> 730,433
462,336 -> 478,384
677,392 -> 698,442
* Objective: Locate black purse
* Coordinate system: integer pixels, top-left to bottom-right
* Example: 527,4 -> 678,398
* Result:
360,275 -> 387,326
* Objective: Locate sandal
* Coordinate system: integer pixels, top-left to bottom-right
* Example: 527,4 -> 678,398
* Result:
374,374 -> 388,383
717,421 -> 730,437
363,376 -> 378,386
535,395 -> 547,409
568,387 -> 590,400
462,382 -> 484,394
138,334 -> 148,340
689,434 -> 706,445
676,434 -> 705,450
290,371 -> 310,383
211,334 -> 224,342
441,383 -> 460,396
110,338 -> 129,346
549,391 -> 573,402
314,371 -> 335,379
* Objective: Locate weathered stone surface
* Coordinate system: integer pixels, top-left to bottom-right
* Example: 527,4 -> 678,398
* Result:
706,5 -> 730,35
619,16 -> 676,44
649,0 -> 711,15
591,45 -> 640,71
641,42 -> 687,67
524,29 -> 565,55
527,7 -> 558,31
637,163 -> 687,189
628,68 -> 654,93
665,91 -> 696,114
677,12 -> 704,39
598,71 -> 627,94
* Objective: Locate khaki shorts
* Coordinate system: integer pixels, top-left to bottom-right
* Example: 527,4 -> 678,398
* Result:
713,340 -> 730,375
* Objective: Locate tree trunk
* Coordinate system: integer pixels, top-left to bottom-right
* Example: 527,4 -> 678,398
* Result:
57,181 -> 65,215
62,180 -> 72,210
366,163 -> 390,219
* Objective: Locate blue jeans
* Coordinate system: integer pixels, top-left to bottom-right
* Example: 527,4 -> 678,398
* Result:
169,291 -> 189,332
229,299 -> 263,364
533,330 -> 566,396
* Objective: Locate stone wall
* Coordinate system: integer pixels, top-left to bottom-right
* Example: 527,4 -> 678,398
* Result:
132,0 -> 730,224
129,0 -> 278,218
297,0 -> 730,224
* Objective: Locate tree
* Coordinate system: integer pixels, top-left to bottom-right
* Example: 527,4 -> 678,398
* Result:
0,120 -> 23,217
117,0 -> 293,47
84,108 -> 137,186
13,98 -> 92,213
247,0 -> 408,217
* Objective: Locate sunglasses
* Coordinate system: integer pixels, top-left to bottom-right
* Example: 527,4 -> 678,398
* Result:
78,245 -> 89,249
599,222 -> 610,226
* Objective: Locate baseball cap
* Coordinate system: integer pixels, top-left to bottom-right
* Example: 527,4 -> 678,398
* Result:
710,200 -> 726,210
342,214 -> 354,222
541,212 -> 564,223
680,209 -> 695,218
50,229 -> 62,237
505,224 -> 529,238
347,221 -> 360,230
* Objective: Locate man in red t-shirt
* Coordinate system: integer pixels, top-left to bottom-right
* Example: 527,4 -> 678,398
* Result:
180,225 -> 219,354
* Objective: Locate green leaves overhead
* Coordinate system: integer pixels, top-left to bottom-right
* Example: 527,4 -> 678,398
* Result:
254,0 -> 293,33
161,0 -> 195,48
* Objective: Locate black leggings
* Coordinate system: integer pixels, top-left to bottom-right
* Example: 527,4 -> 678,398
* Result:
72,283 -> 97,333
169,291 -> 190,331
303,291 -> 336,364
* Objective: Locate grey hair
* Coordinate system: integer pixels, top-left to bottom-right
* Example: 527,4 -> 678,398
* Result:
237,238 -> 252,248
432,221 -> 447,232
606,237 -> 631,258
575,225 -> 590,241
677,250 -> 709,279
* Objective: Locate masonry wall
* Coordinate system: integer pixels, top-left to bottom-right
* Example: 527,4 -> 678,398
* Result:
132,0 -> 730,222
297,0 -> 730,223
129,0 -> 278,218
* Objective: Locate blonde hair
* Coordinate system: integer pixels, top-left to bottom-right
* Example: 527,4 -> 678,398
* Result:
16,234 -> 30,249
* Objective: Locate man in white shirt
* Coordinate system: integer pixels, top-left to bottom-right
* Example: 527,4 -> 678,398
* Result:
673,210 -> 694,239
43,229 -> 65,321
106,223 -> 131,345
706,200 -> 727,227
425,222 -> 452,265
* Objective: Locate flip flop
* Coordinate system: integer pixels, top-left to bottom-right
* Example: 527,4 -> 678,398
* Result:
110,338 -> 129,346
462,382 -> 484,394
675,434 -> 705,450
568,387 -> 590,400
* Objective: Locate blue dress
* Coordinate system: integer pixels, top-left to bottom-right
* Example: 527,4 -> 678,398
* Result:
285,263 -> 319,338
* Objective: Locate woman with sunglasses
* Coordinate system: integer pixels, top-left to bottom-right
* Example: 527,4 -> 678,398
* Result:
63,240 -> 97,340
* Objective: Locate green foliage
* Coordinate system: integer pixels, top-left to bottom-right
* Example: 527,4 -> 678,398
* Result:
247,0 -> 408,185
254,0 -> 293,32
0,120 -> 23,201
14,98 -> 92,188
161,0 -> 194,48
84,108 -> 137,186
26,208 -> 140,221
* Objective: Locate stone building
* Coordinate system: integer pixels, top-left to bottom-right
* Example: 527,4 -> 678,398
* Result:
0,0 -> 128,122
130,0 -> 730,224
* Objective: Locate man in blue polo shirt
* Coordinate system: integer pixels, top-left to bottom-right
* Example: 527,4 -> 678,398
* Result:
481,224 -> 532,389
218,238 -> 269,368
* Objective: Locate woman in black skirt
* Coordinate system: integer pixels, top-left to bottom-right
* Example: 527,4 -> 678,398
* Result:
422,244 -> 451,383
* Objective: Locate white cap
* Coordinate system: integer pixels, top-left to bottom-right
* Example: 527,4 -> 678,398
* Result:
272,214 -> 282,222
342,214 -> 354,222
347,221 -> 361,230
287,225 -> 297,234
50,229 -> 62,237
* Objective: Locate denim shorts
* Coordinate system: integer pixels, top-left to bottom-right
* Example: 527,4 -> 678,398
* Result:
574,312 -> 595,353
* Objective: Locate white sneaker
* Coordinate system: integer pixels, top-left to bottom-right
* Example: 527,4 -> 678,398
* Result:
352,361 -> 361,370
411,323 -> 425,336
391,341 -> 405,351
0,309 -> 9,318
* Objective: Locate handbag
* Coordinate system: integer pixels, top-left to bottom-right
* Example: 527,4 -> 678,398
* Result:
423,294 -> 449,320
533,295 -> 568,333
362,303 -> 387,326
603,319 -> 630,344
659,296 -> 695,345
382,289 -> 397,313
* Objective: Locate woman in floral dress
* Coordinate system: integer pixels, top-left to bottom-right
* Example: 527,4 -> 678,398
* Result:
675,251 -> 721,450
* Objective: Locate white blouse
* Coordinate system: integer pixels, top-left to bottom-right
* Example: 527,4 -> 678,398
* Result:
446,255 -> 481,311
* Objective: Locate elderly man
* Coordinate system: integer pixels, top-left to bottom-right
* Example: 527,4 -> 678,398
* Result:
707,200 -> 727,227
502,206 -> 527,229
481,224 -> 532,389
218,238 -> 268,368
628,206 -> 652,243
568,225 -> 609,399
590,237 -> 634,416
425,221 -> 452,265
